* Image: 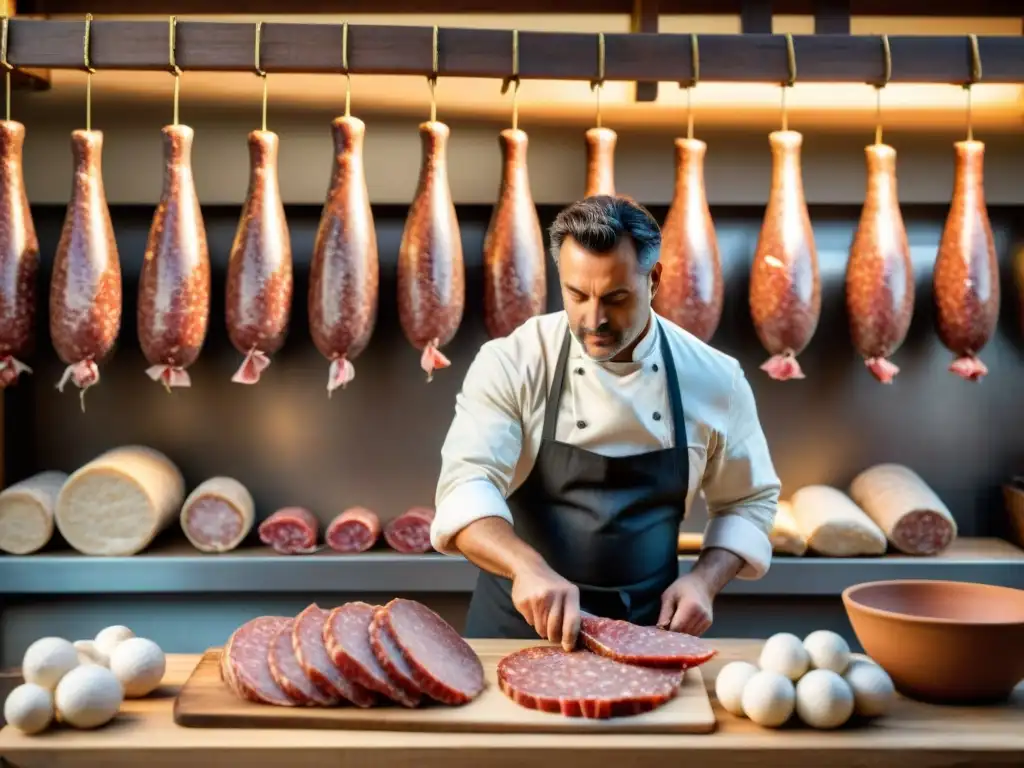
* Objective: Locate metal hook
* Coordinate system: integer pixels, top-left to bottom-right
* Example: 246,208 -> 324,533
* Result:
83,13 -> 96,74
341,22 -> 352,118
683,33 -> 700,89
427,24 -> 439,123
500,29 -> 519,95
965,33 -> 982,88
876,34 -> 891,89
168,16 -> 182,126
590,32 -> 606,92
0,17 -> 14,75
254,21 -> 266,78
783,33 -> 796,88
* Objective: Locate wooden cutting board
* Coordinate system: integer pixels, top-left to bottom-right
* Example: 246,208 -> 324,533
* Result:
173,642 -> 716,734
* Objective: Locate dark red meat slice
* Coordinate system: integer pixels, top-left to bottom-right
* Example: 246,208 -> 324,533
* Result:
221,616 -> 294,706
292,603 -> 375,707
380,598 -> 484,705
579,616 -> 716,668
326,506 -> 380,553
368,607 -> 423,701
267,618 -> 337,706
325,602 -> 420,707
258,506 -> 319,554
497,646 -> 683,719
383,507 -> 435,554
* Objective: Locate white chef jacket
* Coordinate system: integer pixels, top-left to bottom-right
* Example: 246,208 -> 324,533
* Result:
431,310 -> 781,579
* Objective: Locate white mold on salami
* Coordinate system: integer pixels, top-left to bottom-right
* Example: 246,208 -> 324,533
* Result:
0,470 -> 67,555
180,476 -> 255,554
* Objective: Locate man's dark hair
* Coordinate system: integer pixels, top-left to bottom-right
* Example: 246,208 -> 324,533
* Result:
548,195 -> 662,275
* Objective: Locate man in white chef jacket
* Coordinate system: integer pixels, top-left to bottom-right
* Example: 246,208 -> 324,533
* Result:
430,195 -> 780,649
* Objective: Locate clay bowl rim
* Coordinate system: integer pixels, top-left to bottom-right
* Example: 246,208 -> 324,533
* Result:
842,579 -> 1024,628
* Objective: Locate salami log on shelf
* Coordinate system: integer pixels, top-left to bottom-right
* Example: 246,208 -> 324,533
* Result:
49,130 -> 123,408
292,603 -> 375,707
138,124 -> 211,391
267,618 -> 336,706
221,616 -> 294,706
309,116 -> 379,395
54,445 -> 185,556
226,130 -> 293,385
749,130 -> 821,381
258,506 -> 319,555
0,121 -> 39,387
933,140 -> 999,382
584,127 -> 616,198
652,138 -> 723,342
848,463 -> 957,556
482,128 -> 546,339
579,616 -> 716,668
769,500 -> 807,556
397,121 -> 465,381
384,506 -> 435,554
788,485 -> 887,557
845,143 -> 914,384
0,470 -> 67,555
180,476 -> 255,554
325,506 -> 380,553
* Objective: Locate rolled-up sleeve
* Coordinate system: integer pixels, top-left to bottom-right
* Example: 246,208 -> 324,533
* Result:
700,363 -> 781,579
431,342 -> 524,555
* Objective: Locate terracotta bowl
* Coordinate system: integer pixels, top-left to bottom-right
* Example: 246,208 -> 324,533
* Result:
842,579 -> 1024,704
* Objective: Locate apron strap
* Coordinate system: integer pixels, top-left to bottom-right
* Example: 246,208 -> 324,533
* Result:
542,327 -> 573,442
657,320 -> 688,453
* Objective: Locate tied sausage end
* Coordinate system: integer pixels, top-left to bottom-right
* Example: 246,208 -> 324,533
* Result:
146,365 -> 191,392
949,354 -> 988,382
327,357 -> 355,397
56,359 -> 99,412
0,356 -> 33,388
231,348 -> 271,385
420,339 -> 451,382
865,357 -> 900,384
759,351 -> 805,381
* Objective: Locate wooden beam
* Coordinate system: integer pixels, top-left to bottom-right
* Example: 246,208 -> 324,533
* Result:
814,0 -> 852,34
4,21 -> 1023,84
741,0 -> 773,34
630,0 -> 659,102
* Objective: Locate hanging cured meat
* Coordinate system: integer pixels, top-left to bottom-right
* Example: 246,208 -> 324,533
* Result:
652,137 -> 723,342
845,143 -> 914,384
584,127 -> 616,198
482,128 -> 546,338
0,120 -> 39,387
49,129 -> 123,409
225,130 -> 293,384
749,130 -> 820,380
397,121 -> 465,381
138,124 -> 211,390
309,115 -> 379,395
933,140 -> 999,381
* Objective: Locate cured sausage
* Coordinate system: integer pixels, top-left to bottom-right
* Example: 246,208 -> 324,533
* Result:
225,130 -> 293,385
579,616 -> 716,668
138,124 -> 211,390
325,506 -> 380,553
497,646 -> 682,718
397,121 -> 464,381
309,116 -> 379,395
267,618 -> 336,706
180,476 -> 255,554
584,127 -> 616,198
933,140 -> 999,381
49,130 -> 123,409
652,138 -> 723,342
383,506 -> 435,554
292,603 -> 375,707
221,615 -> 294,706
380,598 -> 484,705
368,607 -> 423,701
0,470 -> 67,555
482,128 -> 546,338
789,485 -> 887,557
845,143 -> 914,383
749,130 -> 821,381
0,120 -> 39,387
258,506 -> 318,555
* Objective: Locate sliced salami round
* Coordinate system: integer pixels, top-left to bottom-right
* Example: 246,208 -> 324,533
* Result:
368,606 -> 423,701
326,506 -> 380,553
268,618 -> 337,706
380,598 -> 484,705
292,603 -> 375,707
579,616 -> 717,669
221,616 -> 294,706
259,506 -> 319,554
383,507 -> 434,554
497,646 -> 683,719
325,602 -> 420,707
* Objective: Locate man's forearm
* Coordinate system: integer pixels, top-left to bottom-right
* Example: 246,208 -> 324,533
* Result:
689,546 -> 745,597
452,517 -> 549,581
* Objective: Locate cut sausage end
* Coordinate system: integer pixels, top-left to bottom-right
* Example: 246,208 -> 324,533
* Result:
258,507 -> 319,555
949,355 -> 988,382
865,357 -> 900,384
759,351 -> 805,381
56,359 -> 99,393
420,340 -> 451,382
327,357 -> 355,396
232,349 -> 271,385
890,509 -> 956,556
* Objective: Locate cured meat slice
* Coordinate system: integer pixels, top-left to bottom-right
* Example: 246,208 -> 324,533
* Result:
325,506 -> 380,553
221,615 -> 294,706
180,476 -> 254,553
380,598 -> 484,705
258,506 -> 318,554
368,606 -> 423,701
292,604 -> 375,707
325,602 -> 419,707
579,616 -> 716,668
383,507 -> 434,554
267,618 -> 336,706
497,646 -> 682,719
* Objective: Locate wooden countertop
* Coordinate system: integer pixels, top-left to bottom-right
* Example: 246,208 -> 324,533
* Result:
0,640 -> 1021,768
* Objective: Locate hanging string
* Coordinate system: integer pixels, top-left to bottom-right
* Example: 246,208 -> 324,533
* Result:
682,33 -> 700,141
964,33 -> 981,142
342,22 -> 351,118
874,35 -> 891,146
0,17 -> 12,122
428,25 -> 438,123
168,16 -> 182,127
501,30 -> 521,131
781,33 -> 796,132
83,13 -> 96,132
254,22 -> 268,132
591,32 -> 605,129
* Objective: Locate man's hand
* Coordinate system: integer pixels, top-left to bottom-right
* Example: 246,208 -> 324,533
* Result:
657,574 -> 713,635
511,562 -> 581,651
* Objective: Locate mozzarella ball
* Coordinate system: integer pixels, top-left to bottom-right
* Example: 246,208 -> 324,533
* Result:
803,630 -> 851,674
54,665 -> 123,729
74,640 -> 110,668
22,637 -> 79,691
715,661 -> 760,716
110,637 -> 166,698
795,669 -> 855,729
758,632 -> 810,681
3,683 -> 54,735
741,670 -> 796,728
843,659 -> 895,717
94,626 -> 135,657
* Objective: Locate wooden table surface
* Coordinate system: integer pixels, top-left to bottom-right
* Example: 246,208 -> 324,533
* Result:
0,639 -> 1021,768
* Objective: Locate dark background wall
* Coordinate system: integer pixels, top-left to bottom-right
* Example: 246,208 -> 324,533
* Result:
5,202 -> 1024,545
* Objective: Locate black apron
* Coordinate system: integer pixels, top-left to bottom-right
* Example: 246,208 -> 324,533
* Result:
464,322 -> 690,638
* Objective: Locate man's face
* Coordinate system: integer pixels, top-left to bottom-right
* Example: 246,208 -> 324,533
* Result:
558,234 -> 661,362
